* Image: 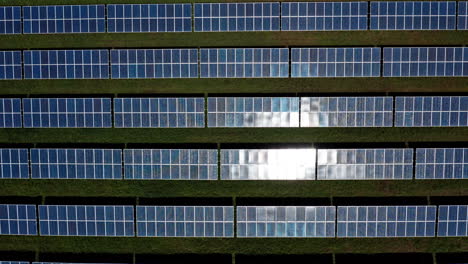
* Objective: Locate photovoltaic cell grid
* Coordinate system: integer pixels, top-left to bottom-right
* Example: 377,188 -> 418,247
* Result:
207,97 -> 299,127
114,98 -> 204,128
136,206 -> 234,237
0,51 -> 22,80
0,149 -> 29,179
282,2 -> 368,31
395,96 -> 468,127
194,3 -> 280,32
23,50 -> 109,79
383,47 -> 468,77
200,48 -> 289,78
0,204 -> 37,235
337,206 -> 436,237
0,98 -> 22,128
416,148 -> 468,179
38,205 -> 134,236
370,1 -> 457,30
291,48 -> 381,77
0,7 -> 21,34
30,149 -> 122,179
1,262 -> 29,264
22,98 -> 112,128
23,5 -> 106,34
317,149 -> 413,180
459,2 -> 468,30
221,149 -> 316,180
438,205 -> 468,237
237,206 -> 335,237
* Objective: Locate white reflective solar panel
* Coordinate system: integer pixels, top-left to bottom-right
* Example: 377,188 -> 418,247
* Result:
459,2 -> 468,29
0,149 -> 29,179
0,51 -> 22,80
438,205 -> 468,237
0,7 -> 21,34
0,98 -> 22,127
416,148 -> 468,179
0,204 -> 37,235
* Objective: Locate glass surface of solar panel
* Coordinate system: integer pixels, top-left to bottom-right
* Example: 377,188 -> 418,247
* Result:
207,97 -> 299,127
301,97 -> 393,127
23,5 -> 106,34
31,149 -> 122,179
221,149 -> 316,180
38,205 -> 134,236
0,204 -> 37,235
459,2 -> 468,29
124,149 -> 217,180
136,206 -> 234,237
383,47 -> 468,77
23,50 -> 109,79
0,149 -> 29,179
114,98 -> 204,128
317,149 -> 413,180
107,4 -> 192,32
395,96 -> 468,127
0,99 -> 22,128
282,2 -> 368,31
0,7 -> 21,34
110,49 -> 198,79
237,206 -> 335,237
438,205 -> 468,237
22,98 -> 112,128
0,51 -> 22,80
1,262 -> 29,264
194,3 -> 280,32
291,48 -> 381,77
415,148 -> 468,179
370,1 -> 457,30
200,48 -> 289,78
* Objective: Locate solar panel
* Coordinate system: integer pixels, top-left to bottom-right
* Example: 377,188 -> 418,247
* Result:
107,4 -> 192,32
301,97 -> 393,127
415,148 -> 468,179
23,50 -> 109,79
383,47 -> 468,77
38,205 -> 134,236
0,204 -> 37,235
221,149 -> 316,180
291,48 -> 381,77
207,97 -> 299,127
337,206 -> 436,237
317,149 -> 413,180
395,96 -> 468,127
459,2 -> 468,30
438,205 -> 468,237
200,48 -> 289,78
0,149 -> 29,179
0,7 -> 21,34
194,3 -> 280,32
370,1 -> 457,30
237,206 -> 335,237
114,98 -> 204,128
0,51 -> 22,80
282,2 -> 368,31
124,149 -> 217,180
31,149 -> 122,179
136,206 -> 234,237
0,98 -> 22,128
23,5 -> 106,34
110,49 -> 198,79
22,98 -> 112,128
1,262 -> 29,264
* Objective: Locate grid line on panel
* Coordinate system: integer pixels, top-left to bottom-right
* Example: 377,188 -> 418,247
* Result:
0,204 -> 37,235
0,51 -> 22,80
415,148 -> 468,179
0,98 -> 22,127
0,6 -> 21,34
438,205 -> 468,237
0,149 -> 29,179
459,2 -> 468,30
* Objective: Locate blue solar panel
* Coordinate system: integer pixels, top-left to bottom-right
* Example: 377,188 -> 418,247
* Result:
1,262 -> 29,264
0,204 -> 37,235
31,149 -> 122,179
39,205 -> 134,236
23,98 -> 112,128
383,47 -> 468,77
395,96 -> 468,127
0,149 -> 29,179
370,1 -> 456,30
291,48 -> 381,77
200,48 -> 289,78
438,205 -> 468,237
114,98 -> 205,128
0,98 -> 22,128
107,4 -> 192,32
23,50 -> 109,79
194,3 -> 280,32
0,7 -> 21,34
282,2 -> 368,31
459,2 -> 468,30
110,49 -> 198,79
0,51 -> 22,80
23,5 -> 106,34
416,148 -> 468,179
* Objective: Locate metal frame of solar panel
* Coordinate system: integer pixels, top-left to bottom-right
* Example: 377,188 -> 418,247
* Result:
0,6 -> 21,34
0,149 -> 29,179
438,205 -> 468,237
0,204 -> 37,235
282,2 -> 368,31
459,1 -> 468,30
0,98 -> 22,128
415,148 -> 468,179
0,51 -> 22,80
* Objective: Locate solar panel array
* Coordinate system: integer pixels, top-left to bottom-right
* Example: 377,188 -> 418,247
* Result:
237,206 -> 335,237
0,51 -> 22,80
124,149 -> 218,180
136,206 -> 234,237
438,205 -> 468,237
337,206 -> 437,237
416,148 -> 468,179
0,204 -> 37,235
0,98 -> 22,128
282,2 -> 368,31
0,149 -> 29,179
291,48 -> 381,77
0,7 -> 21,34
22,98 -> 112,128
459,1 -> 468,30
